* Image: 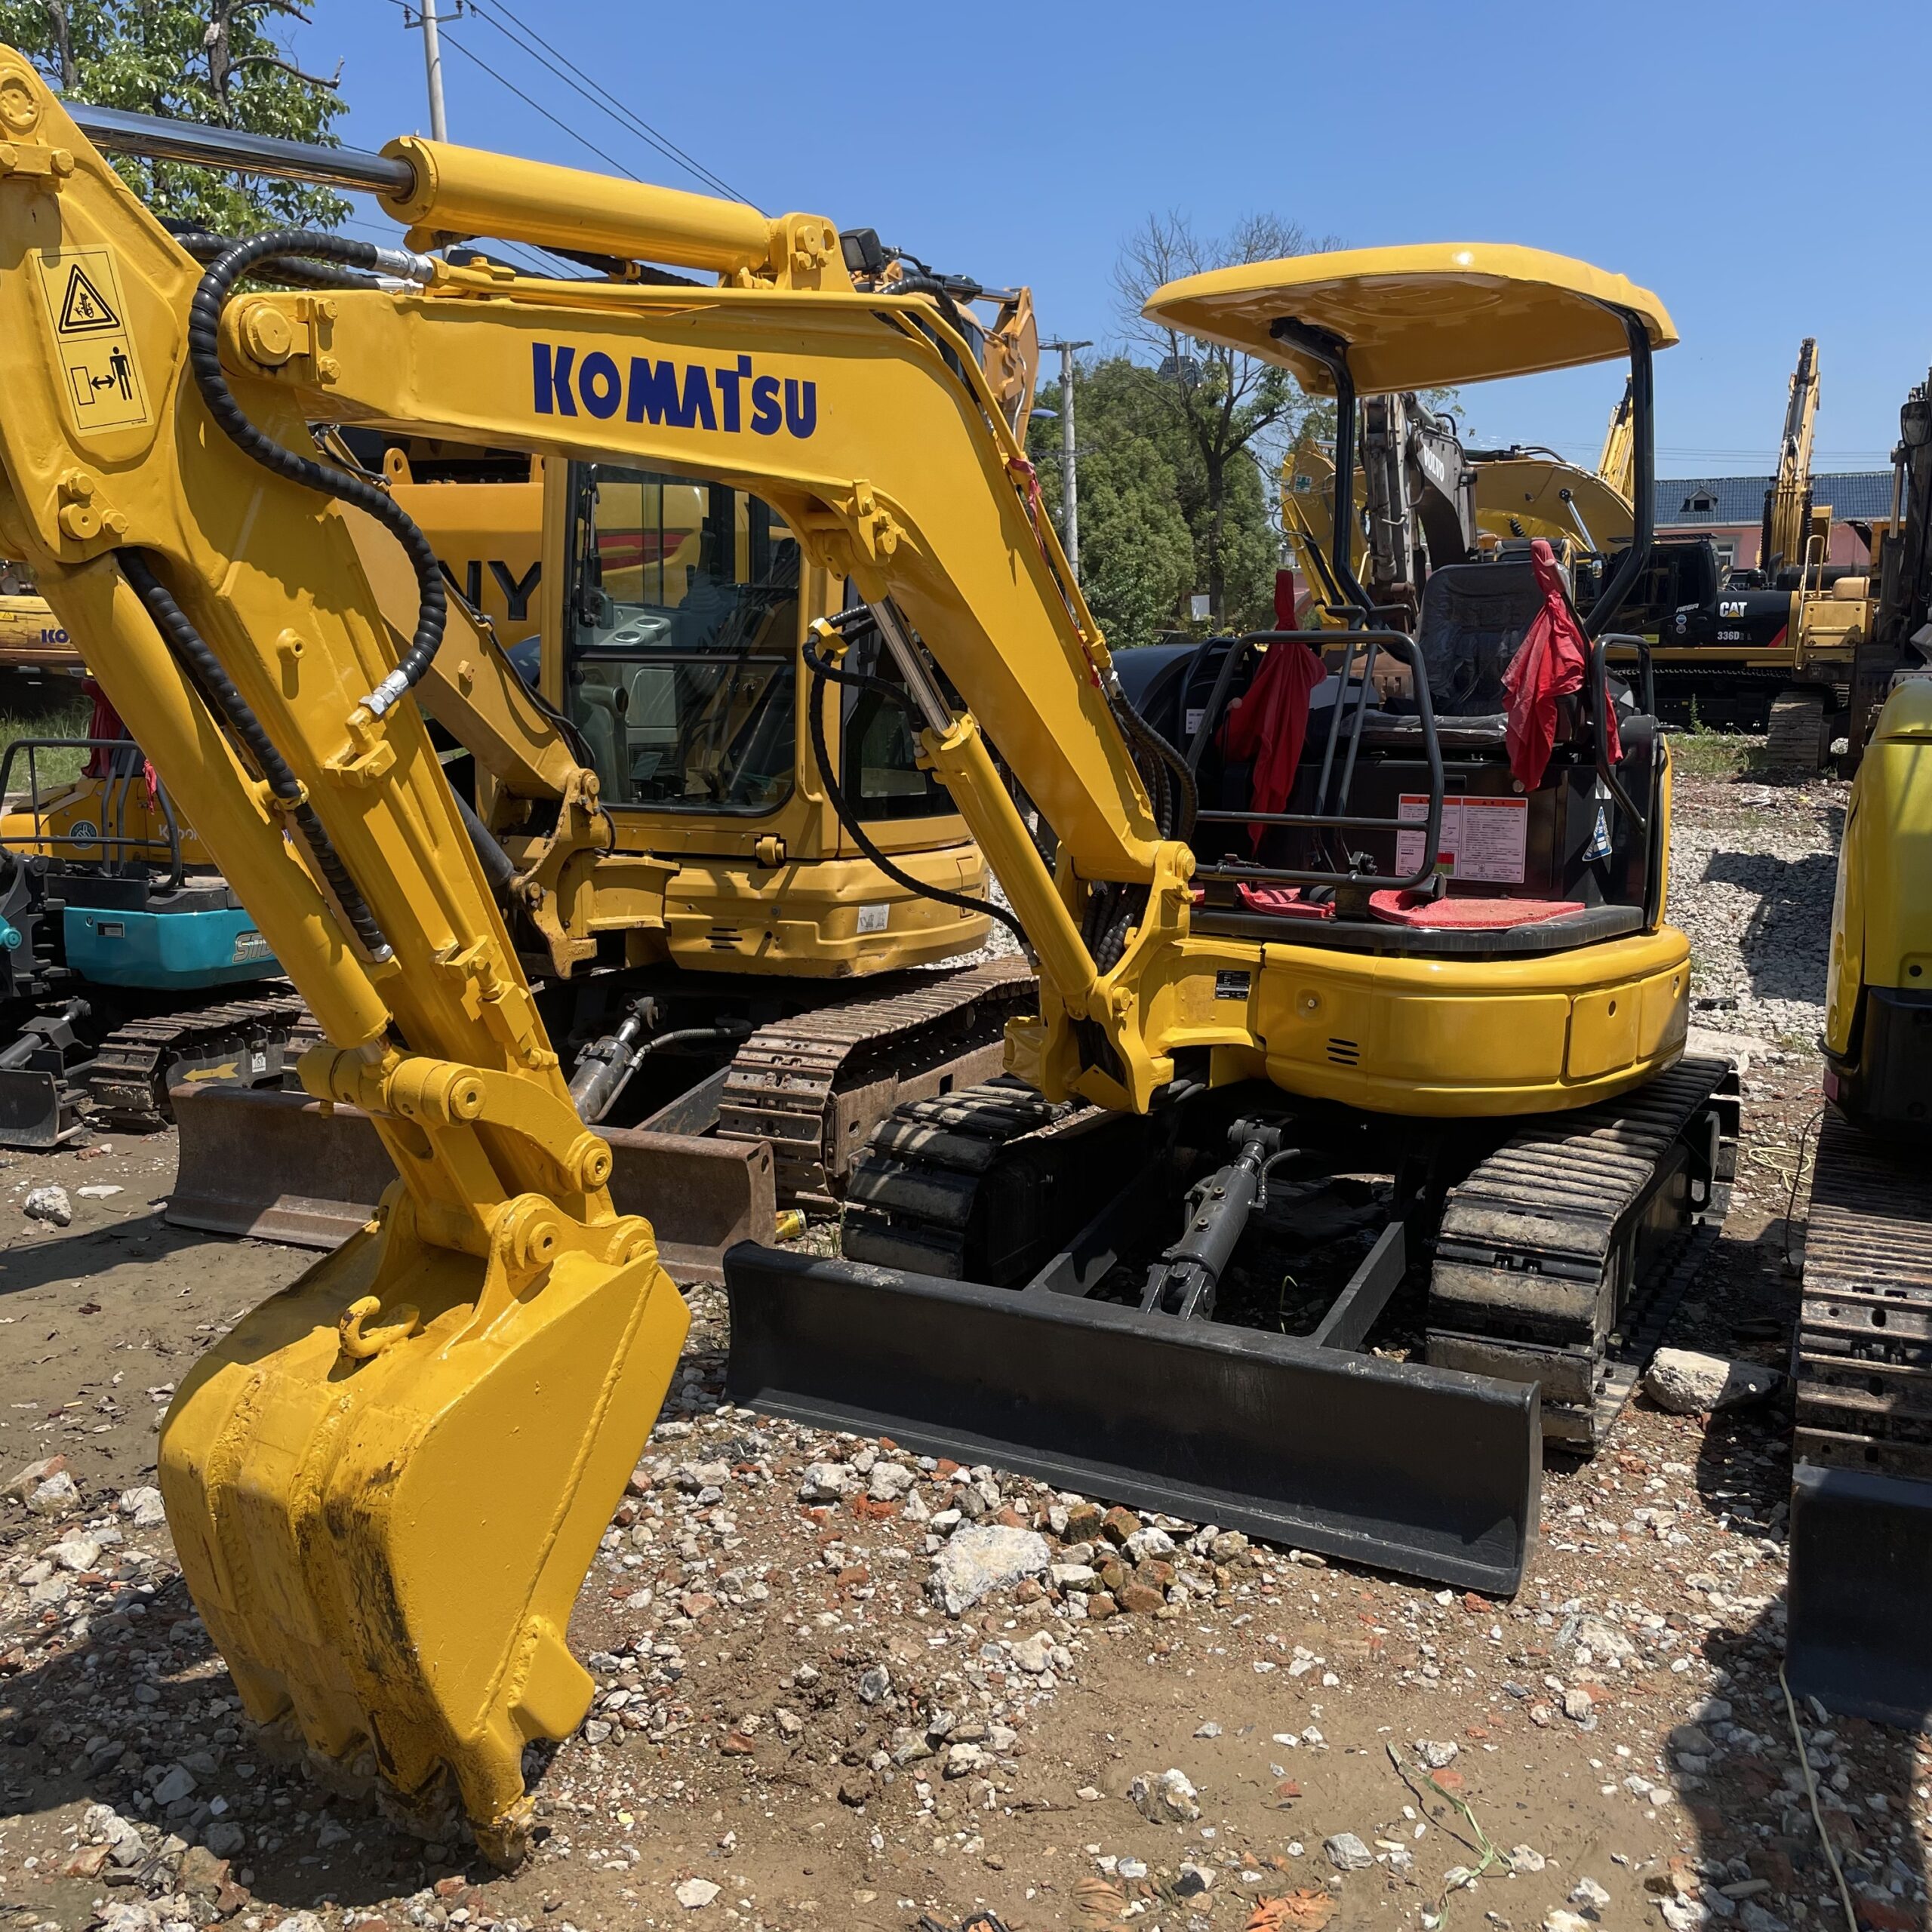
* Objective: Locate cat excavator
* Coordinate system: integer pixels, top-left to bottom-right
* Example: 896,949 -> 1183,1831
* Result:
0,61 -> 1727,1844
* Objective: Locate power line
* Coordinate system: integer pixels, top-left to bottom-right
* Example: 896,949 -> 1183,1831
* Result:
434,26 -> 648,184
466,0 -> 756,208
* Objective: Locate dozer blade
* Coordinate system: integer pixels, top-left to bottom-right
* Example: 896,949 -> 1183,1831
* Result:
0,1067 -> 85,1148
160,1196 -> 689,1850
166,1081 -> 774,1284
724,1243 -> 1540,1595
1785,1464 -> 1932,1730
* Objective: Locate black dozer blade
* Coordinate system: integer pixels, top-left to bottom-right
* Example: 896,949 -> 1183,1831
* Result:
1786,1464 -> 1932,1730
0,1068 -> 85,1149
724,1241 -> 1542,1596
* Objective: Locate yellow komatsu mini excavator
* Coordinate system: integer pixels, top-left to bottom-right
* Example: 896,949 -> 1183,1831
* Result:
0,60 -> 1729,1840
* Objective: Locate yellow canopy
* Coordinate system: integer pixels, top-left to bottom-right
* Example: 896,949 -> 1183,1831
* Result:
1144,244 -> 1675,393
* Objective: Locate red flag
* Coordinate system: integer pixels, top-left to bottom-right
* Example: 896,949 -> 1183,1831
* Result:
1501,539 -> 1617,790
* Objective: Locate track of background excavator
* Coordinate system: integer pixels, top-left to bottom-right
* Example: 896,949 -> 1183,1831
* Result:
84,987 -> 314,1131
1427,1055 -> 1737,1452
840,1074 -> 1074,1275
1792,1110 -> 1932,1478
715,957 -> 1035,1206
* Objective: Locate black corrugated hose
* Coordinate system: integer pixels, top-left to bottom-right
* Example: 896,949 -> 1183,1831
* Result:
799,627 -> 1026,948
185,229 -> 447,718
118,549 -> 395,964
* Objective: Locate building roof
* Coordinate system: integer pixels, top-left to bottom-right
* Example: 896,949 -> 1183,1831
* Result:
1655,471 -> 1895,526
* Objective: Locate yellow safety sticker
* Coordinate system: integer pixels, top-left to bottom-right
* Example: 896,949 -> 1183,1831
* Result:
35,246 -> 151,432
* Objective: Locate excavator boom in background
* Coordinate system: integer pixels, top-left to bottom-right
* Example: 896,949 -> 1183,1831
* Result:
0,65 -> 1732,1842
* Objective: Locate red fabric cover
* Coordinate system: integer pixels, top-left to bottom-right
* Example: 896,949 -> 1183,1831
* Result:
1501,538 -> 1618,790
1273,568 -> 1300,629
82,678 -> 157,799
1220,640 -> 1325,848
1368,889 -> 1584,930
1235,884 -> 1334,920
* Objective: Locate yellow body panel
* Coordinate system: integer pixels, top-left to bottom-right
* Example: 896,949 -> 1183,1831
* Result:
1472,457 -> 1632,550
1145,244 -> 1676,394
1827,678 -> 1932,1057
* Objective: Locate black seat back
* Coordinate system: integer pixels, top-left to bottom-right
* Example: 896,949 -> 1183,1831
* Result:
1414,561 -> 1548,716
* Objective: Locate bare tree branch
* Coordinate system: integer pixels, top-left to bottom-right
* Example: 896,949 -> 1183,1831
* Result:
229,51 -> 343,88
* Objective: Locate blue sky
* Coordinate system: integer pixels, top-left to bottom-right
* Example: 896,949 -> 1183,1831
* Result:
290,0 -> 1931,476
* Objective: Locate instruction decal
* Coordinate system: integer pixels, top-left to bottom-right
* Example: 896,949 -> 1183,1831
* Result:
35,247 -> 151,432
1395,793 -> 1528,884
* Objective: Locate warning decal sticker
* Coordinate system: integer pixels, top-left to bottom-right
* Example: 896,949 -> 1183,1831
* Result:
35,247 -> 151,432
1395,792 -> 1529,884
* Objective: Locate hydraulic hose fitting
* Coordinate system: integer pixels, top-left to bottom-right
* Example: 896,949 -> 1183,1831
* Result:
185,229 -> 448,718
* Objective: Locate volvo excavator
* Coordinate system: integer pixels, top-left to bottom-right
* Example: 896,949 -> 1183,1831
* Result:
0,62 -> 1729,1844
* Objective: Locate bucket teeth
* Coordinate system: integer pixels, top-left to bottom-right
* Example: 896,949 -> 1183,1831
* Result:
160,1198 -> 687,1841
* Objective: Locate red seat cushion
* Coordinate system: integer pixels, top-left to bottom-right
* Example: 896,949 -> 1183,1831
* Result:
1235,884 -> 1335,920
1368,890 -> 1584,929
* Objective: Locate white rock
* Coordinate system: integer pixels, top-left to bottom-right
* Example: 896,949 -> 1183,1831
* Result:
1545,1913 -> 1592,1932
1130,1767 -> 1201,1824
857,1664 -> 891,1705
1175,1863 -> 1215,1896
1324,1832 -> 1374,1872
1051,1562 -> 1098,1591
1122,1526 -> 1176,1563
1684,1026 -> 1755,1077
867,1462 -> 915,1501
118,1485 -> 167,1527
75,1184 -> 123,1200
797,1460 -> 860,1503
1645,1348 -> 1782,1414
54,1537 -> 102,1572
26,1469 -> 79,1516
944,1742 -> 992,1778
926,1524 -> 1049,1615
1510,1844 -> 1547,1873
1561,1614 -> 1638,1663
674,1878 -> 720,1909
1659,1900 -> 1710,1932
24,1185 -> 71,1226
1414,1738 -> 1458,1769
1008,1629 -> 1055,1675
1571,1876 -> 1611,1907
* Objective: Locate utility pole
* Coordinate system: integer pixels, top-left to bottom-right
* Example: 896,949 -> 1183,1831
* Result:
1041,338 -> 1092,580
414,0 -> 451,142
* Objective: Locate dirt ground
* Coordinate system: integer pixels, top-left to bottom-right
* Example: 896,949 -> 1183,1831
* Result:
1,745 -> 1928,1932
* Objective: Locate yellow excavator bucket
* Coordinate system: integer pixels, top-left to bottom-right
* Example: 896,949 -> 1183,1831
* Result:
160,1189 -> 688,1851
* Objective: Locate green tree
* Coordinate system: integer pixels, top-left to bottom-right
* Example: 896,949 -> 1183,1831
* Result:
0,1 -> 349,232
1029,357 -> 1196,650
1115,211 -> 1337,627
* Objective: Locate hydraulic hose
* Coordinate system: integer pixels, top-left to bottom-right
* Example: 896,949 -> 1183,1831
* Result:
186,229 -> 446,718
800,630 -> 1026,948
118,550 -> 394,964
569,1020 -> 752,1126
1110,689 -> 1198,844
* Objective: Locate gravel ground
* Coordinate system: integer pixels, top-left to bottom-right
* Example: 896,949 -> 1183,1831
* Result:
2,735 -> 1927,1932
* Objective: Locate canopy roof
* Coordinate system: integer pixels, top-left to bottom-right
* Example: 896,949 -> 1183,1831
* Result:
1143,244 -> 1676,393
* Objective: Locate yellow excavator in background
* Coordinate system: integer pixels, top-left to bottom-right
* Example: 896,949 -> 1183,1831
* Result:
0,63 -> 1728,1847
1279,383 -> 1635,626
1781,361 -> 1932,1730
